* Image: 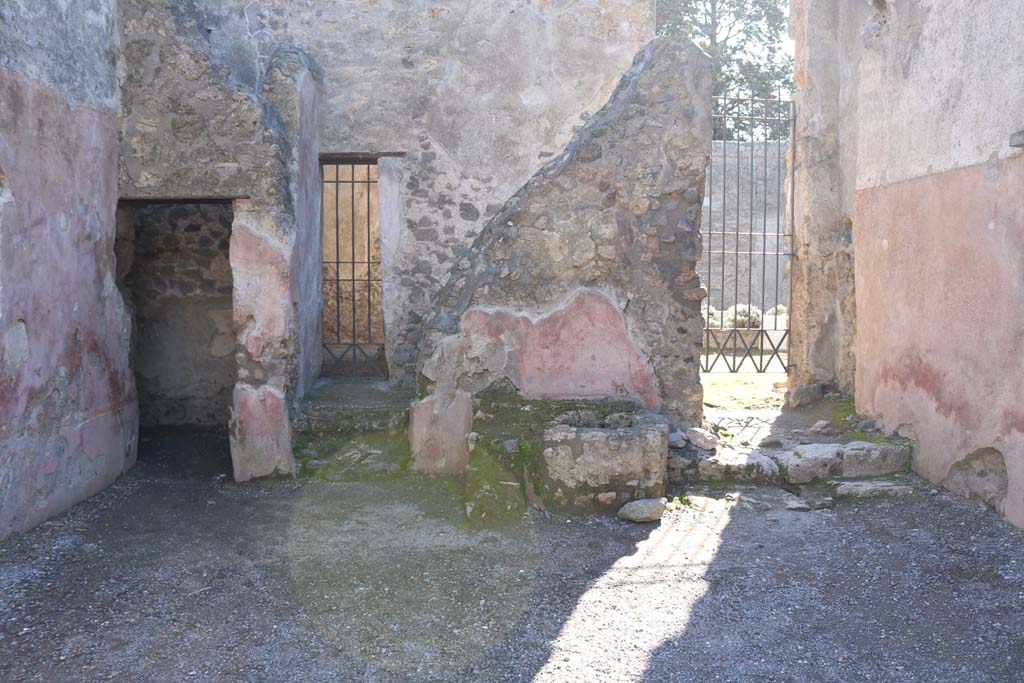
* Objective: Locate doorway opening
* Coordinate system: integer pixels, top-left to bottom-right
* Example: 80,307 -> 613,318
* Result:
116,200 -> 236,477
699,95 -> 794,412
320,158 -> 387,378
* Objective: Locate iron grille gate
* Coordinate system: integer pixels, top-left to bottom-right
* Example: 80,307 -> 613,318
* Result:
700,95 -> 795,373
321,159 -> 387,377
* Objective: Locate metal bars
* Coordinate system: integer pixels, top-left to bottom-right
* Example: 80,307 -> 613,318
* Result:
321,160 -> 387,377
700,95 -> 794,373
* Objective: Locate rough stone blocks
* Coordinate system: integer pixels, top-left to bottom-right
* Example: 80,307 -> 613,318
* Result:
539,411 -> 668,514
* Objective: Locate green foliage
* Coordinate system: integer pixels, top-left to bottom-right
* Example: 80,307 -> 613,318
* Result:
724,303 -> 763,329
657,0 -> 793,139
766,304 -> 787,317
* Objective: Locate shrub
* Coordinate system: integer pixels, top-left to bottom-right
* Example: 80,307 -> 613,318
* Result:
724,304 -> 763,329
702,302 -> 721,328
766,304 -> 787,317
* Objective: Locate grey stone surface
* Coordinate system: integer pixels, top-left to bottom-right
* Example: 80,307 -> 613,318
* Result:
787,0 -> 866,395
787,383 -> 825,408
417,38 -> 713,427
0,0 -> 118,112
617,497 -> 667,523
687,427 -> 719,451
540,413 -> 669,515
833,479 -> 913,499
774,443 -> 843,484
841,441 -> 911,479
697,447 -> 780,482
945,448 -> 1008,513
124,0 -> 654,383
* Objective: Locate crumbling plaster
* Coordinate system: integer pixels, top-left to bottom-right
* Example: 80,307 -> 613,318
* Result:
119,1 -> 323,480
411,38 -> 713,473
0,0 -> 137,536
164,0 -> 657,382
794,0 -> 1024,527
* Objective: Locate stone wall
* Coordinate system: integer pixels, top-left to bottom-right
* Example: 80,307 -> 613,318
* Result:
795,0 -> 1024,528
119,2 -> 323,480
0,1 -> 138,536
125,203 -> 236,428
168,0 -> 656,382
411,38 -> 713,473
787,0 -> 866,394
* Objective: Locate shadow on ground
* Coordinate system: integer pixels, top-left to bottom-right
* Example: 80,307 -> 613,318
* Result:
1,429 -> 1023,682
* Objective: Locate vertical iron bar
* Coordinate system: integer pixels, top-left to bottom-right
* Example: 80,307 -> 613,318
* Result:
366,164 -> 372,348
350,163 -> 357,368
334,165 -> 341,348
787,99 -> 797,371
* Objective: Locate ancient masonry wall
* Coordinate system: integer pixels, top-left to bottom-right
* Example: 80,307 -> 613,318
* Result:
796,0 -> 1024,527
787,0 -> 866,394
119,1 -> 323,481
124,204 -> 236,428
411,39 -> 713,474
0,2 -> 138,535
176,0 -> 656,383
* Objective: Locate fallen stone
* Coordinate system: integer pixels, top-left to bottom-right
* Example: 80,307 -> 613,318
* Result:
304,459 -> 330,470
809,419 -> 832,434
502,438 -> 520,454
617,498 -> 667,523
698,447 -> 779,482
841,441 -> 911,478
833,480 -> 913,499
857,418 -> 878,432
788,383 -> 824,408
668,430 -> 688,449
785,499 -> 811,511
759,437 -> 786,449
686,427 -> 718,451
773,444 -> 842,484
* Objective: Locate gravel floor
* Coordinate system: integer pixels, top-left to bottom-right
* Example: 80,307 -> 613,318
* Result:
1,429 -> 1022,682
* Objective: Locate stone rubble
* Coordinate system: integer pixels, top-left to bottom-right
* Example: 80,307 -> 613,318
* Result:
617,498 -> 667,523
697,447 -> 780,482
686,427 -> 719,452
833,480 -> 914,499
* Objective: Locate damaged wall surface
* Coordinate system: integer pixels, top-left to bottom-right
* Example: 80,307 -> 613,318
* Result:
412,38 -> 713,473
163,0 -> 656,382
0,1 -> 138,535
794,0 -> 1024,527
119,1 -> 323,481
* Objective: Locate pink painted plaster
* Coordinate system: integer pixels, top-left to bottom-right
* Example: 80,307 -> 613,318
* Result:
0,68 -> 137,535
461,290 -> 660,409
855,155 -> 1024,527
230,383 -> 293,481
409,390 -> 474,474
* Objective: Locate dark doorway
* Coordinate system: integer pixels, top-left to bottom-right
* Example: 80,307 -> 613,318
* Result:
116,201 -> 237,477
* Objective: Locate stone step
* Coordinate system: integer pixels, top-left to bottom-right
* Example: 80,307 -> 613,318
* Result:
671,439 -> 912,485
291,378 -> 415,479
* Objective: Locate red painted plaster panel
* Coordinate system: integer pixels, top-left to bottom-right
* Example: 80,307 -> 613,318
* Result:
854,155 -> 1024,526
0,67 -> 136,535
461,290 -> 660,410
409,390 -> 474,475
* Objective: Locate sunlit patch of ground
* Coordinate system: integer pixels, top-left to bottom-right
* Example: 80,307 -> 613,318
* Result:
701,370 -> 787,411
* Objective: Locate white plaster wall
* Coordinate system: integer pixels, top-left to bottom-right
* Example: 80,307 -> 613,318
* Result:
855,0 -> 1024,189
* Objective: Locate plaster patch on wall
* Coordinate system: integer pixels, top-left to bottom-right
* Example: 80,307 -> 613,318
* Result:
945,448 -> 1008,513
